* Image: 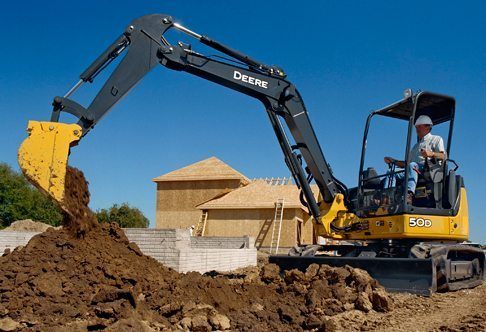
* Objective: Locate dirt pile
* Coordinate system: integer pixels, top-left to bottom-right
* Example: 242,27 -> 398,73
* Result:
0,223 -> 392,330
3,219 -> 58,232
0,167 -> 393,330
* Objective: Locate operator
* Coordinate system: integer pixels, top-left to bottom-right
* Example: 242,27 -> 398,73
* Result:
384,115 -> 446,203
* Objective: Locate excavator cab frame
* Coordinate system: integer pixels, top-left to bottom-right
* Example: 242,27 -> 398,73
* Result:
353,91 -> 460,218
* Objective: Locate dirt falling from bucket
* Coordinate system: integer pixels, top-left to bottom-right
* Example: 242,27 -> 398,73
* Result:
62,166 -> 98,237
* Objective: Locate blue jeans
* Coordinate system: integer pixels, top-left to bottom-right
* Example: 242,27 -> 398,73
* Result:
395,162 -> 424,193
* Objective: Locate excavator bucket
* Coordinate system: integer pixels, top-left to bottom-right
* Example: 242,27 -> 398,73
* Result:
18,121 -> 82,209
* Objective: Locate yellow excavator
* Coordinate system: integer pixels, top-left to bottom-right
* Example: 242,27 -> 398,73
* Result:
18,14 -> 484,294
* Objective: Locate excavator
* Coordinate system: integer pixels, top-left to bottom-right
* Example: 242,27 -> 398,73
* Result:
18,14 -> 484,295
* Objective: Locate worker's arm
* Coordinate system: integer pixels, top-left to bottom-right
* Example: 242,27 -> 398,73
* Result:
421,136 -> 446,161
421,149 -> 446,160
384,157 -> 406,168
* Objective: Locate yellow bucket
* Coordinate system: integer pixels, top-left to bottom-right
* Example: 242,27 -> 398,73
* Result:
18,121 -> 82,207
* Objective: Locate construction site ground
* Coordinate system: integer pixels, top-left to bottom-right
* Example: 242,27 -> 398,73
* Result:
0,168 -> 484,331
1,234 -> 485,331
256,253 -> 486,332
321,281 -> 486,331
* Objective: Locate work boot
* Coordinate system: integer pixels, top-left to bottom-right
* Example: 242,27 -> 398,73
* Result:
406,191 -> 414,205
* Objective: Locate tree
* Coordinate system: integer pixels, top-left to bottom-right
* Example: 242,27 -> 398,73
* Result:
0,163 -> 63,228
95,203 -> 149,228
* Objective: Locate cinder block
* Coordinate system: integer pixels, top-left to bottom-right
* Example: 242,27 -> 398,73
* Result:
122,228 -> 257,273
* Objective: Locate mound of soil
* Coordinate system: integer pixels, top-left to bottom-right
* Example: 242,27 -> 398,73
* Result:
0,167 -> 393,330
3,219 -> 57,232
0,224 -> 392,331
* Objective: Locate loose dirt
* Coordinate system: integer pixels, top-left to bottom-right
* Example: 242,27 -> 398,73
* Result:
0,166 -> 482,331
61,167 -> 97,237
0,221 -> 393,331
319,282 -> 486,332
0,167 -> 392,330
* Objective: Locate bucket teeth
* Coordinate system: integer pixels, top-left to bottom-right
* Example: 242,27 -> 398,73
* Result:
17,121 -> 82,209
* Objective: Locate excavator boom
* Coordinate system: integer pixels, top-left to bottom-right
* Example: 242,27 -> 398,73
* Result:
18,14 -> 343,217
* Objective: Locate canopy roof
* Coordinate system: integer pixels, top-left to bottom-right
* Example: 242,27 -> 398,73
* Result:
374,92 -> 455,125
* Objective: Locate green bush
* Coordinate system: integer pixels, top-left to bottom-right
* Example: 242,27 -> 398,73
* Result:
0,163 -> 63,228
95,203 -> 149,228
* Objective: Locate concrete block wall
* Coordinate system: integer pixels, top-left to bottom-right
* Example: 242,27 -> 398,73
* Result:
124,228 -> 257,273
178,248 -> 256,273
190,235 -> 253,249
123,228 -> 191,249
0,231 -> 38,253
123,228 -> 186,270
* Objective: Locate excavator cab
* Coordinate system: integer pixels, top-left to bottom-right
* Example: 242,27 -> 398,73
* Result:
352,90 -> 461,218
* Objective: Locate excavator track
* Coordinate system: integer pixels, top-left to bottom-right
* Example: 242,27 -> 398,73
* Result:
427,244 -> 485,292
269,244 -> 485,295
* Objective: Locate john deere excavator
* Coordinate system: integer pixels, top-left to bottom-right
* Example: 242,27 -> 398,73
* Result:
18,14 -> 484,295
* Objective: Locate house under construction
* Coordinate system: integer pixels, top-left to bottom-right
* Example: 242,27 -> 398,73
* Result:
153,157 -> 316,252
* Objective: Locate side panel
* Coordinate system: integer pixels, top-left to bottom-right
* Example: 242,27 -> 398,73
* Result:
345,188 -> 469,241
449,188 -> 469,237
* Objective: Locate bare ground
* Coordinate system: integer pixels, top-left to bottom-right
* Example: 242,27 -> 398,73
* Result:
258,246 -> 486,331
327,282 -> 486,331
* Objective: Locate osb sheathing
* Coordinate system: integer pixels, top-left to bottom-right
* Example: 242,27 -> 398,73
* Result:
155,179 -> 244,229
197,181 -> 309,210
153,157 -> 317,246
204,208 -> 314,248
153,156 -> 250,183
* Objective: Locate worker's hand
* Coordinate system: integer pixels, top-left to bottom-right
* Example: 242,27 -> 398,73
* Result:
420,149 -> 434,158
384,157 -> 395,164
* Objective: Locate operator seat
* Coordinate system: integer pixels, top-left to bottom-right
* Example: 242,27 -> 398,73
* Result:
415,158 -> 445,208
362,167 -> 382,190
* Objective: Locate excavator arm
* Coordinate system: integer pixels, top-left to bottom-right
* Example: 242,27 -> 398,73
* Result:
18,14 -> 347,219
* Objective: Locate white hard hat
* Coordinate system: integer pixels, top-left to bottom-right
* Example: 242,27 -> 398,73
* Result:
415,115 -> 433,127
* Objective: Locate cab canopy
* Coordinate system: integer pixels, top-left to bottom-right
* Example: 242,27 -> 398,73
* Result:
374,91 -> 455,126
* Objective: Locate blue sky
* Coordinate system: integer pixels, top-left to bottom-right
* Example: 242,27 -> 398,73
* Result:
1,1 -> 485,241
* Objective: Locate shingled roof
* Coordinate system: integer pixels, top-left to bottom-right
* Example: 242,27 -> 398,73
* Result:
197,180 -> 319,210
153,156 -> 250,183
